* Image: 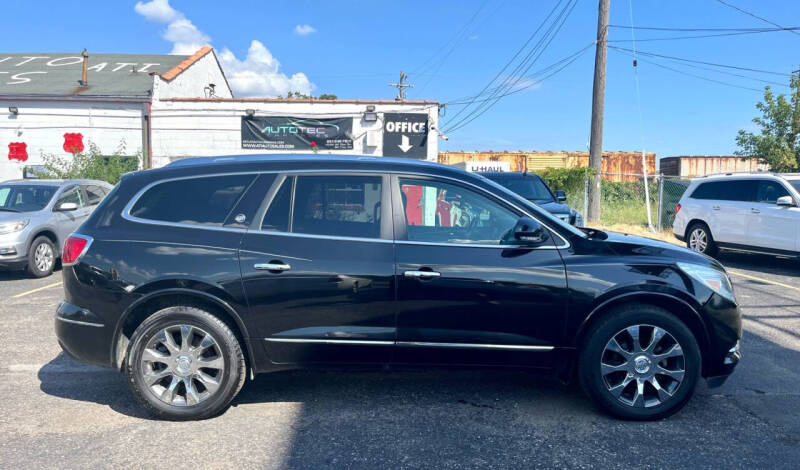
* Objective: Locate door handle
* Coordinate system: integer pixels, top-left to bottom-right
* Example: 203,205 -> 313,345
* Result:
712,205 -> 721,211
254,262 -> 291,272
751,208 -> 760,214
404,270 -> 441,279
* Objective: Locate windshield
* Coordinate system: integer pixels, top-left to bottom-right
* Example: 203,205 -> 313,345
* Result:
484,175 -> 555,204
790,180 -> 800,195
475,175 -> 587,239
0,185 -> 58,212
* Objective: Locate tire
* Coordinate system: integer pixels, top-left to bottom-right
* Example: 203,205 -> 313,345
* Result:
26,236 -> 56,278
685,222 -> 718,257
125,306 -> 246,421
578,303 -> 701,420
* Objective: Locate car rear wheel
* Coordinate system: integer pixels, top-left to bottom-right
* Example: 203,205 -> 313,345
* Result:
27,236 -> 56,278
686,222 -> 717,257
125,306 -> 246,421
578,303 -> 701,420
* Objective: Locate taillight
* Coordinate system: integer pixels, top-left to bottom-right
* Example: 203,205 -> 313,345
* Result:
675,203 -> 681,215
62,234 -> 93,266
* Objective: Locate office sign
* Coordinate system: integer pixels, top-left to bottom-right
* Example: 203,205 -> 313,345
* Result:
383,113 -> 428,159
242,116 -> 353,151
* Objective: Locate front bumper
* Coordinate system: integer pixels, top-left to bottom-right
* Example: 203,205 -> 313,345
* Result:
55,301 -> 113,367
0,232 -> 29,269
706,340 -> 741,387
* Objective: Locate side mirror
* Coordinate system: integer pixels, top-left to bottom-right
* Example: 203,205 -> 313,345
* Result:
554,190 -> 567,202
512,217 -> 549,245
776,195 -> 795,207
56,202 -> 78,212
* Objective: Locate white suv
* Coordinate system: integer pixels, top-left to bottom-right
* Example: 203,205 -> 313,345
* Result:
673,173 -> 800,257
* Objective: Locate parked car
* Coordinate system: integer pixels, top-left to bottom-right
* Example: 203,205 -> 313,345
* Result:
0,179 -> 113,277
478,171 -> 583,226
55,155 -> 741,421
673,172 -> 800,258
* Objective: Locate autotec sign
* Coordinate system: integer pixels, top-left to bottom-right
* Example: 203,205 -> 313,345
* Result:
242,117 -> 354,151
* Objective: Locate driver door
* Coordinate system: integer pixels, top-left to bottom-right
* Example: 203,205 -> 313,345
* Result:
391,175 -> 568,368
53,186 -> 91,241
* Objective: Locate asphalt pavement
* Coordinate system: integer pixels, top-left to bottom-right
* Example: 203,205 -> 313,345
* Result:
0,252 -> 799,469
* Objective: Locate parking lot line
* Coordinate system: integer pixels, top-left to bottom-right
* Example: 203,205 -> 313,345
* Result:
12,281 -> 62,299
728,269 -> 800,293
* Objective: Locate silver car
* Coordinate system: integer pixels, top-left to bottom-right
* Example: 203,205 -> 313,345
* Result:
0,179 -> 113,277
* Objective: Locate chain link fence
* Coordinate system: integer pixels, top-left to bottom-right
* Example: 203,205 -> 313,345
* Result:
558,172 -> 693,232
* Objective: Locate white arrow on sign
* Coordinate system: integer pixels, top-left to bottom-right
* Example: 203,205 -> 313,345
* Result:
398,135 -> 413,153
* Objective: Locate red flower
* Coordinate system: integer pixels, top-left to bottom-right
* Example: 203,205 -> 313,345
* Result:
310,141 -> 317,147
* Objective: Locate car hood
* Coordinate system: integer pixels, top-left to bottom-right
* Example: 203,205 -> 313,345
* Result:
600,231 -> 719,266
0,211 -> 34,222
534,200 -> 572,215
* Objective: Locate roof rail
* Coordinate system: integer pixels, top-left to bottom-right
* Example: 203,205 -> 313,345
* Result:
699,170 -> 778,178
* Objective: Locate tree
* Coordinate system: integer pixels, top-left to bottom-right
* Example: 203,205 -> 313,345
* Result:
318,93 -> 337,100
735,75 -> 800,172
36,141 -> 141,184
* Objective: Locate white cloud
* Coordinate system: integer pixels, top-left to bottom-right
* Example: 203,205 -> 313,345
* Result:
134,0 -> 313,97
469,35 -> 479,40
219,41 -> 313,97
134,0 -> 180,23
294,24 -> 317,36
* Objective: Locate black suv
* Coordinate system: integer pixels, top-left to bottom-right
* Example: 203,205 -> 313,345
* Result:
56,155 -> 741,421
479,171 -> 583,226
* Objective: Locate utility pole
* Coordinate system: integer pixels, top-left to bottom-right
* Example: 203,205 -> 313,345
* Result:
389,71 -> 413,101
587,0 -> 610,222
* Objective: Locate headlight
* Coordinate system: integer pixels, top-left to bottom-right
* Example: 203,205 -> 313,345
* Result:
677,262 -> 735,302
0,219 -> 29,235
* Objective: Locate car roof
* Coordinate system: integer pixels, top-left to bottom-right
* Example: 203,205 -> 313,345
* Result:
1,179 -> 110,186
477,171 -> 541,179
697,172 -> 784,181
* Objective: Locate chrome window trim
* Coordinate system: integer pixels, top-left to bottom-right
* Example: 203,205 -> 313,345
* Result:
119,168 -> 571,249
250,230 -> 394,244
396,341 -> 554,351
121,171 -> 264,232
265,338 -> 394,346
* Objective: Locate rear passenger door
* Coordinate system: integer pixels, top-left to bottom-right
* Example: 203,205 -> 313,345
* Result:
239,173 -> 397,365
690,180 -> 754,245
747,180 -> 799,252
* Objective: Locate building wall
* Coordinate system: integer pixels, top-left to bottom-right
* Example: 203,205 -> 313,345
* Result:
660,156 -> 769,178
149,99 -> 439,168
154,52 -> 233,100
439,151 -> 657,182
0,100 -> 144,181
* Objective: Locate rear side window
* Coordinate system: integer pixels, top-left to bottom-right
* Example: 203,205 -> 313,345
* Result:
130,174 -> 255,226
291,175 -> 382,238
755,180 -> 790,203
690,180 -> 755,201
261,177 -> 292,231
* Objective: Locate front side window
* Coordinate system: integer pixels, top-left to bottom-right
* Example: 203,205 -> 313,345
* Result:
0,185 -> 58,212
130,174 -> 255,225
291,175 -> 383,238
56,186 -> 86,209
755,180 -> 790,203
398,178 -> 519,245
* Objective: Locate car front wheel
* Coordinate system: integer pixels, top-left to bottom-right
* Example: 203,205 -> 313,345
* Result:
578,303 -> 701,420
125,306 -> 246,420
27,236 -> 56,277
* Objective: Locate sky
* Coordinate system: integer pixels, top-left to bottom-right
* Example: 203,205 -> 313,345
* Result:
2,0 -> 799,158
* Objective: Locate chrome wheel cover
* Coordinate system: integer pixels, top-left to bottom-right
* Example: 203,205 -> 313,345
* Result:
34,242 -> 54,272
139,324 -> 225,407
688,228 -> 708,253
600,324 -> 686,408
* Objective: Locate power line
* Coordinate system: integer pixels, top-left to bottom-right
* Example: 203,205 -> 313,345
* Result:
715,0 -> 800,36
608,28 -> 800,43
442,0 -> 570,129
443,0 -> 579,133
609,46 -> 793,76
609,48 -> 765,92
609,25 -> 799,32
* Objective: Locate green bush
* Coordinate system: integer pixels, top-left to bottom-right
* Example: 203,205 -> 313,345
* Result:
36,141 -> 141,184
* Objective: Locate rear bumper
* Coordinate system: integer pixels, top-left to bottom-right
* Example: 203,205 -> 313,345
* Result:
55,301 -> 114,367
